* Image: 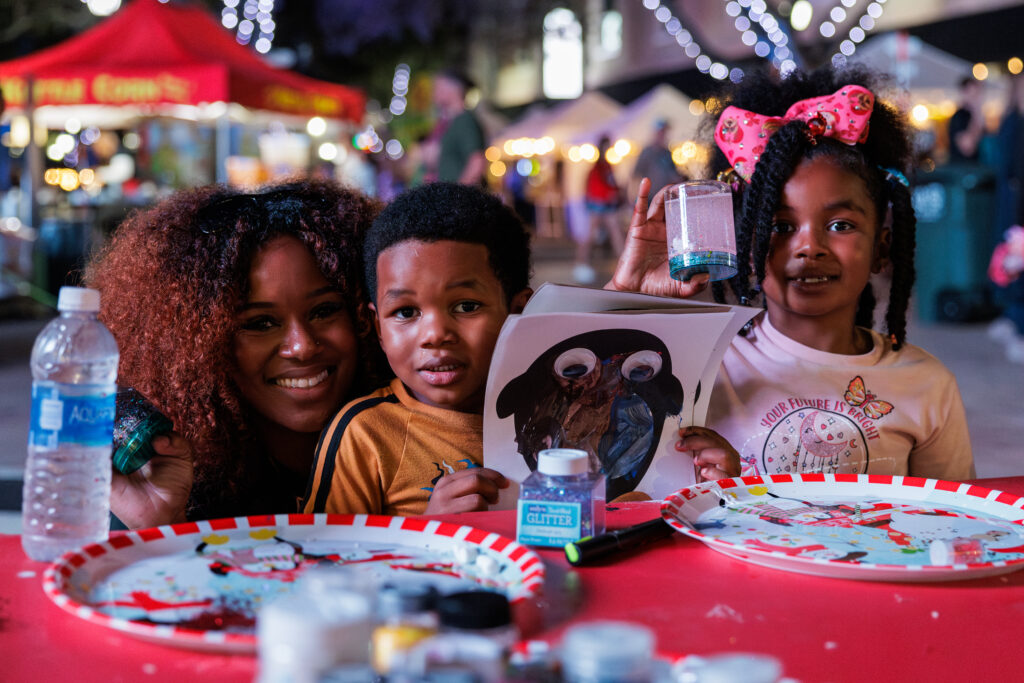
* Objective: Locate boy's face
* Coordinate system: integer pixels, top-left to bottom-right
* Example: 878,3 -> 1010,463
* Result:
370,239 -> 531,413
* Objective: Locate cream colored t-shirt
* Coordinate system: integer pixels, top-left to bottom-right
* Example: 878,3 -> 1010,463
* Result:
708,314 -> 975,480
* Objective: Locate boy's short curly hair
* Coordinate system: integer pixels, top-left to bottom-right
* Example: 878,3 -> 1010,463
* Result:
85,178 -> 387,519
363,182 -> 532,305
704,64 -> 916,348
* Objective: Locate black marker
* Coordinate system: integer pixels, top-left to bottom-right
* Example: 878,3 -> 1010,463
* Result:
564,517 -> 676,566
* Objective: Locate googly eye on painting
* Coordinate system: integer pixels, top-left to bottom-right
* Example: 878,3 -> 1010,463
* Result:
620,350 -> 662,382
553,348 -> 598,380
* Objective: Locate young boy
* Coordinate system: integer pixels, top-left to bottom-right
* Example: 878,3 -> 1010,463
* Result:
303,182 -> 533,516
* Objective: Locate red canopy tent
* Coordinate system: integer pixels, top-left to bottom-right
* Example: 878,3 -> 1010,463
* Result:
0,0 -> 364,121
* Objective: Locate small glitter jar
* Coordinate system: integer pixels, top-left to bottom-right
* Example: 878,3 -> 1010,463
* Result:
930,537 -> 985,565
559,621 -> 657,683
516,448 -> 606,548
112,387 -> 173,474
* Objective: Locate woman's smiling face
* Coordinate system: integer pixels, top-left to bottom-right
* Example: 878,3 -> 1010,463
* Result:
231,235 -> 358,435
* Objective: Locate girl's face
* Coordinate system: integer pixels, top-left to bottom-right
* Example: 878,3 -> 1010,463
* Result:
232,236 -> 359,435
761,157 -> 889,352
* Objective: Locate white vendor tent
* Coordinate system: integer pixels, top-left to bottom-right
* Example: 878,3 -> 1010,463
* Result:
848,31 -> 1008,160
568,83 -> 701,148
495,91 -> 623,145
848,32 -> 972,92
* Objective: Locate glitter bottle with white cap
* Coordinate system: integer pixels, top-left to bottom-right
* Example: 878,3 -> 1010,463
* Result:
516,448 -> 605,547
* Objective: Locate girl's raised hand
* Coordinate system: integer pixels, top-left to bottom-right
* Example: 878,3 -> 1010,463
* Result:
111,432 -> 194,529
606,177 -> 711,299
424,467 -> 509,515
675,426 -> 741,482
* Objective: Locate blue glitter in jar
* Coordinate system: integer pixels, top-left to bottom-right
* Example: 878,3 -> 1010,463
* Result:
516,449 -> 606,547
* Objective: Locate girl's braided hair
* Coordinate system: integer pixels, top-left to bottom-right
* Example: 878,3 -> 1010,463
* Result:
705,64 -> 916,349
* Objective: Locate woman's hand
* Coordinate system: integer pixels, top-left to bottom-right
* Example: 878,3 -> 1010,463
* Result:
110,432 -> 194,528
675,426 -> 740,482
424,467 -> 509,515
606,177 -> 711,299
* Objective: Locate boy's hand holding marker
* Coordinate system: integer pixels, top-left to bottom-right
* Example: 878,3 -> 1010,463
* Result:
425,467 -> 509,515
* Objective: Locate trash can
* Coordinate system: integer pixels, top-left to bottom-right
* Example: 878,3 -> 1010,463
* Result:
912,163 -> 998,323
35,213 -> 92,298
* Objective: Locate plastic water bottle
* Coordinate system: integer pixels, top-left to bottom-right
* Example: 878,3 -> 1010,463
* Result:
22,286 -> 119,562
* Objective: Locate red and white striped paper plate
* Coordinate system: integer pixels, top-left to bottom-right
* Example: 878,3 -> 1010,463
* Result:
43,513 -> 545,653
662,474 -> 1024,582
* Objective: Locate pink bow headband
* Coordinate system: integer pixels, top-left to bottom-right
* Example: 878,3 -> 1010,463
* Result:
714,85 -> 875,182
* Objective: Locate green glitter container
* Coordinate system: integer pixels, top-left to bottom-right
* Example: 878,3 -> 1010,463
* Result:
112,388 -> 173,475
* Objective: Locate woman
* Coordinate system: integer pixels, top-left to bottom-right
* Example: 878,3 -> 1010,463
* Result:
85,178 -> 388,527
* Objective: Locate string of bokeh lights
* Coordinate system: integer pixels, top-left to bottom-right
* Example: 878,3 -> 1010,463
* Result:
649,0 -> 890,79
827,0 -> 887,68
221,0 -> 276,54
642,0 -> 742,82
724,0 -> 796,75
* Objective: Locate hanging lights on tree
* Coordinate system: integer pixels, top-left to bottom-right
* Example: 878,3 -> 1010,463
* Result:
642,0 -> 741,82
221,0 -> 276,54
647,0 -> 891,79
724,0 -> 798,75
830,0 -> 888,67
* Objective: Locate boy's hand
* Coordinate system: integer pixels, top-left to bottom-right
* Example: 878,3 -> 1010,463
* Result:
424,467 -> 509,515
606,177 -> 711,298
675,426 -> 740,482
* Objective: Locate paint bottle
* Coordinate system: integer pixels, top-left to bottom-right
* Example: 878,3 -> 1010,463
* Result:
256,567 -> 375,683
402,633 -> 507,683
371,581 -> 440,676
558,620 -> 661,683
672,653 -> 782,683
516,448 -> 606,548
436,590 -> 519,651
929,537 -> 985,565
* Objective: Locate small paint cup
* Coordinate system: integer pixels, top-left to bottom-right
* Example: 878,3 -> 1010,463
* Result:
665,180 -> 738,282
929,537 -> 985,565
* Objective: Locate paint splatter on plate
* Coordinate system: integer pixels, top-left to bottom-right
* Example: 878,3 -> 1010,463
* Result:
44,513 -> 544,653
662,474 -> 1024,581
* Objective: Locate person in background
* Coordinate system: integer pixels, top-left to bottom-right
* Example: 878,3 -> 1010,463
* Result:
304,182 -> 532,516
575,135 -> 625,285
431,68 -> 487,186
631,118 -> 684,199
988,72 -> 1024,362
85,179 -> 388,527
948,76 -> 986,163
610,65 -> 975,482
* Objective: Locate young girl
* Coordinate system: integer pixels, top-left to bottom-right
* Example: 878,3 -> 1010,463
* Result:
609,65 -> 976,482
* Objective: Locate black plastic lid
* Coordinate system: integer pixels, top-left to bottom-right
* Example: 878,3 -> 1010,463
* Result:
436,590 -> 511,630
377,582 -> 440,617
422,668 -> 482,683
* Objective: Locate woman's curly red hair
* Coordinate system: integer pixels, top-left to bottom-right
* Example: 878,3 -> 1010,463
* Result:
85,177 -> 387,517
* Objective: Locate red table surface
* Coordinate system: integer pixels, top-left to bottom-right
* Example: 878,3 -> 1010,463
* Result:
3,477 -> 1024,683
